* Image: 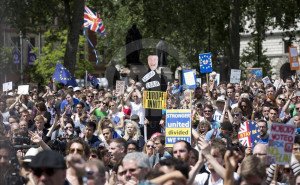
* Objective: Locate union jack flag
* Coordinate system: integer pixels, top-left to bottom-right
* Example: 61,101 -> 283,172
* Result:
84,6 -> 106,35
238,120 -> 259,147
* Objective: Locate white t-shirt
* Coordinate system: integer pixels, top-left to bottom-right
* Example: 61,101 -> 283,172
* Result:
213,110 -> 222,123
194,172 -> 239,185
130,101 -> 145,125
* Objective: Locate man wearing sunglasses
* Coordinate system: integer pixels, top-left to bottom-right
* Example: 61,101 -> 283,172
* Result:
29,150 -> 68,185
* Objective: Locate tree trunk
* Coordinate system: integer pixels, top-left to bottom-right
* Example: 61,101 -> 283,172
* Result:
229,0 -> 241,70
64,0 -> 84,75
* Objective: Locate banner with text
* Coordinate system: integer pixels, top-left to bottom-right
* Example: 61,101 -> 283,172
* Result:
267,123 -> 296,165
165,109 -> 192,147
2,82 -> 13,92
143,91 -> 167,109
289,46 -> 300,70
230,69 -> 241,84
115,80 -> 125,95
238,120 -> 259,147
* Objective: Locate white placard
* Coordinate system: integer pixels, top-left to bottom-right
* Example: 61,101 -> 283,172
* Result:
145,81 -> 160,89
290,47 -> 298,57
142,71 -> 155,82
17,85 -> 29,95
116,80 -> 125,95
2,82 -> 12,92
183,71 -> 196,86
262,76 -> 272,86
216,73 -> 220,86
230,69 -> 241,84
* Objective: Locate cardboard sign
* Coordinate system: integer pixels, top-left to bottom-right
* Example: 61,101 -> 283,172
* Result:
182,69 -> 196,89
116,80 -> 125,95
289,46 -> 300,70
17,85 -> 29,95
238,120 -> 260,147
148,55 -> 158,71
267,123 -> 296,165
142,91 -> 167,109
165,109 -> 192,147
230,69 -> 241,84
262,76 -> 272,86
142,71 -> 155,82
2,82 -> 13,92
247,68 -> 263,79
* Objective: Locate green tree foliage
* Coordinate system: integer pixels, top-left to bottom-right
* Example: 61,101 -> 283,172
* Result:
30,29 -> 93,85
0,47 -> 13,81
3,0 -> 300,83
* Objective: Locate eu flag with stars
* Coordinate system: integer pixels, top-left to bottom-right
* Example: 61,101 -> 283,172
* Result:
52,63 -> 77,87
238,120 -> 260,148
87,73 -> 99,87
199,53 -> 213,73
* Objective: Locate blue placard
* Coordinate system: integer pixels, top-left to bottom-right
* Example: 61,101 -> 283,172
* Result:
199,53 -> 213,73
249,68 -> 263,79
165,109 -> 191,147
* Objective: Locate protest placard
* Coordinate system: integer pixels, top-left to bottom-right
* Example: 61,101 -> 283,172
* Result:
165,109 -> 192,147
2,82 -> 13,92
116,80 -> 125,95
145,81 -> 160,89
247,68 -> 263,79
289,46 -> 300,70
238,120 -> 260,147
17,85 -> 29,95
267,123 -> 296,165
142,71 -> 155,82
230,69 -> 241,84
262,76 -> 272,86
142,91 -> 167,109
182,69 -> 196,89
199,53 -> 213,73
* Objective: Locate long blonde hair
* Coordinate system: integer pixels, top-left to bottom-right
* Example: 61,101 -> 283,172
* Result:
123,121 -> 141,141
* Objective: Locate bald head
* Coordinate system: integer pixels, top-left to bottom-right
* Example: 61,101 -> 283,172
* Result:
253,143 -> 267,160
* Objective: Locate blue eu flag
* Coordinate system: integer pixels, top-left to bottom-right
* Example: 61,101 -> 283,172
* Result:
52,63 -> 78,87
87,73 -> 99,87
199,53 -> 213,73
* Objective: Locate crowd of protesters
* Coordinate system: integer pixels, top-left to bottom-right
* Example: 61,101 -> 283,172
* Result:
1,71 -> 300,185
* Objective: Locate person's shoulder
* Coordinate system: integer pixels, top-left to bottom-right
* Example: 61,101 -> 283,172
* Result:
194,173 -> 209,184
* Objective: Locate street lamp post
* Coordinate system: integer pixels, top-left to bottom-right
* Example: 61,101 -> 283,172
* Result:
20,31 -> 23,84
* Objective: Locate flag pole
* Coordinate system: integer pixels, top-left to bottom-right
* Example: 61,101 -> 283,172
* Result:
85,70 -> 88,88
206,73 -> 210,97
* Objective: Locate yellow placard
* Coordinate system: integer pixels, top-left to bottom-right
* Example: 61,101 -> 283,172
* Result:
142,91 -> 167,109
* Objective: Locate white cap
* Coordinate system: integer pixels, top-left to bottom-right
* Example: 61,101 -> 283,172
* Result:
216,96 -> 226,102
73,87 -> 82,92
23,148 -> 40,163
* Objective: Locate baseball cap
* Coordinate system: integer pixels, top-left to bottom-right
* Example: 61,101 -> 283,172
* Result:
73,87 -> 82,92
130,114 -> 140,121
216,96 -> 225,103
23,148 -> 40,163
29,150 -> 66,169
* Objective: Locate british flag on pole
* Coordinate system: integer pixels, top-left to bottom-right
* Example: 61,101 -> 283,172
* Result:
84,6 -> 106,35
238,120 -> 260,147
